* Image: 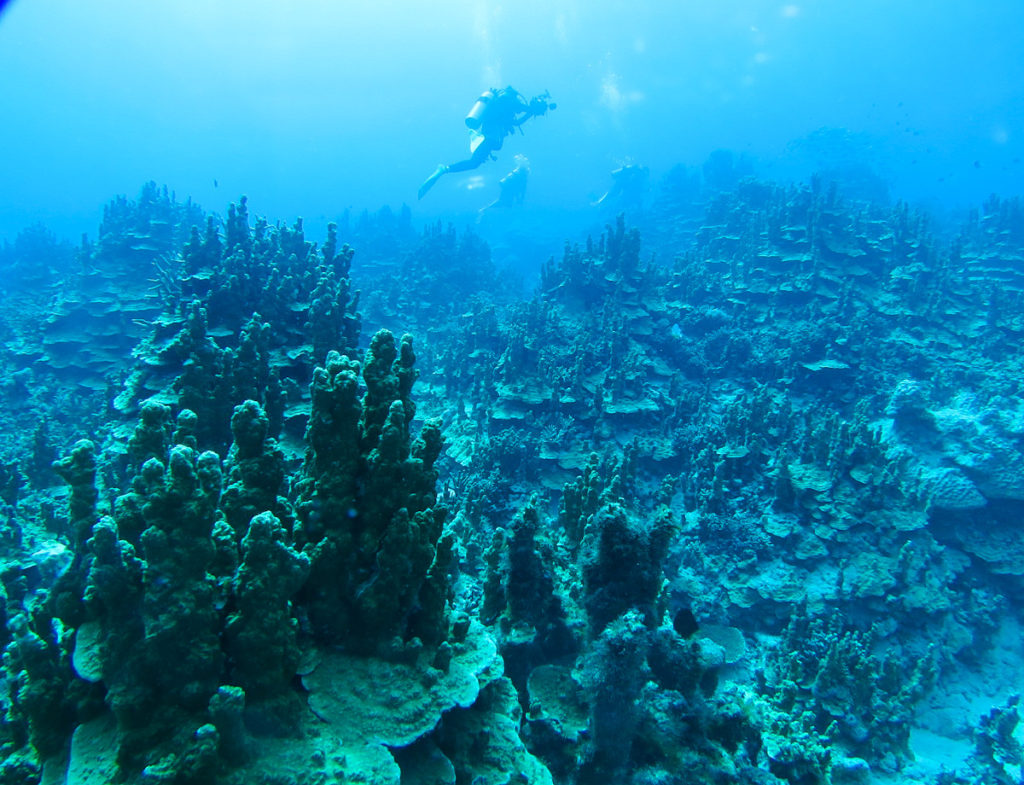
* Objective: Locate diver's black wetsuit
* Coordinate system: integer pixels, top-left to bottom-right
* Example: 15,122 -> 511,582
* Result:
418,87 -> 552,199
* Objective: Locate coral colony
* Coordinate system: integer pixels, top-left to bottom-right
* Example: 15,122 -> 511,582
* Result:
1,176 -> 1024,783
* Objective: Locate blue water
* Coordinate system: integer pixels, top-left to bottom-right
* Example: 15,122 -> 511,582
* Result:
2,0 -> 1023,246
5,3 -> 1024,783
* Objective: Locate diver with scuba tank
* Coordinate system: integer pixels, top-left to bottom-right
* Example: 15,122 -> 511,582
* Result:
417,86 -> 555,199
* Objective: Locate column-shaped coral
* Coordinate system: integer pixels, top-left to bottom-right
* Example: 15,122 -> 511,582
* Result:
296,330 -> 448,655
220,400 -> 289,535
557,453 -> 603,549
106,447 -> 224,768
224,511 -> 309,727
80,516 -> 146,733
577,610 -> 649,784
579,502 -> 672,636
296,351 -> 362,545
127,400 -> 173,474
230,314 -> 272,406
49,440 -> 100,626
308,233 -> 359,363
482,500 -> 578,687
3,610 -> 82,763
169,302 -> 235,452
51,440 -> 99,552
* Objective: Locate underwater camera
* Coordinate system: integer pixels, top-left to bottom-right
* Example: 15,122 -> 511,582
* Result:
465,88 -> 557,131
530,90 -> 556,117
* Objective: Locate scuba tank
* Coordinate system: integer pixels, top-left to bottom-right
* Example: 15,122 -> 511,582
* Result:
465,89 -> 495,130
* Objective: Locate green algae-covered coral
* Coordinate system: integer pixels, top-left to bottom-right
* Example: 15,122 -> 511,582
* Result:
51,440 -> 99,554
23,339 -> 488,783
23,178 -> 1024,785
47,439 -> 101,627
580,501 -> 673,636
220,400 -> 290,535
296,329 -> 449,654
3,199 -> 564,784
482,500 -> 577,649
107,448 -> 225,766
764,611 -> 937,775
578,609 -> 650,783
224,511 -> 309,725
3,610 -> 82,764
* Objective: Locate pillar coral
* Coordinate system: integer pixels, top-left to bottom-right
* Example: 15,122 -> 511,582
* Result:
296,329 -> 449,654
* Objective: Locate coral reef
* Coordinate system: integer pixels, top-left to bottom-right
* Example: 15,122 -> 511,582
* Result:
295,330 -> 449,653
4,172 -> 1024,784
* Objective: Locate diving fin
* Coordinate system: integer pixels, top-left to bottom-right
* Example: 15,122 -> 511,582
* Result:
418,164 -> 448,199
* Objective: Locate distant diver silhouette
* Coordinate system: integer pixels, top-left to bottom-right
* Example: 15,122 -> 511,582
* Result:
418,87 -> 554,199
593,163 -> 650,210
481,154 -> 530,213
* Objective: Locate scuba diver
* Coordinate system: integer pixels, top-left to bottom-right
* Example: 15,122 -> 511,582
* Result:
593,162 -> 650,211
418,87 -> 554,199
481,154 -> 530,213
